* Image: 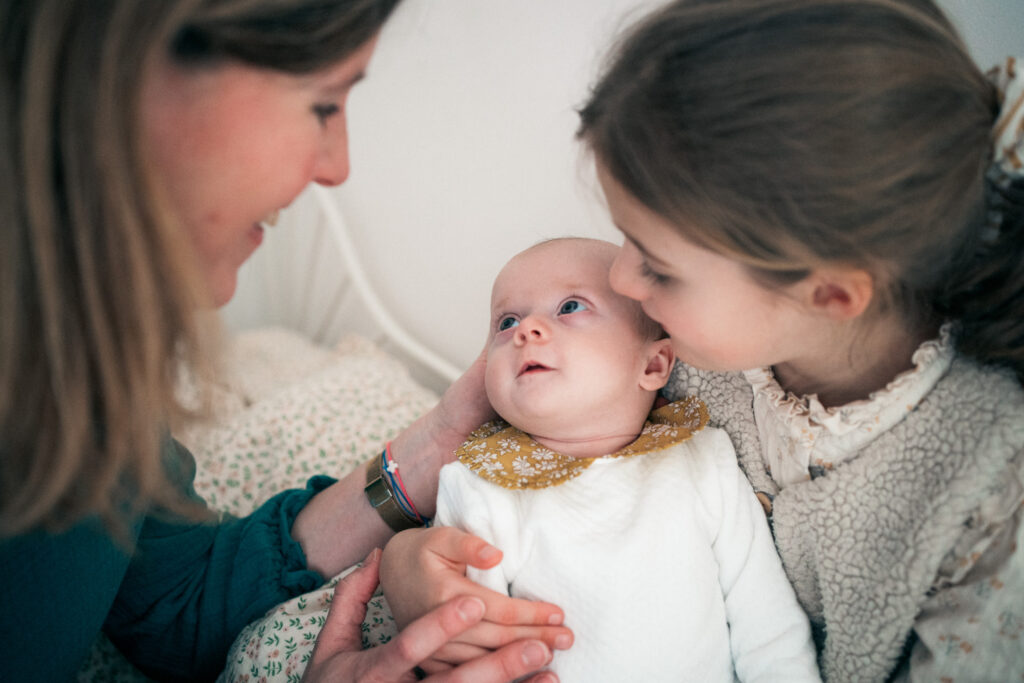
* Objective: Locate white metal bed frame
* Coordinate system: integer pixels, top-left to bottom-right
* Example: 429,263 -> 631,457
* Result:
310,185 -> 462,386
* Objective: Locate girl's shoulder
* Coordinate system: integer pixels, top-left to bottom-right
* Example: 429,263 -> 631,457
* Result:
923,355 -> 1024,442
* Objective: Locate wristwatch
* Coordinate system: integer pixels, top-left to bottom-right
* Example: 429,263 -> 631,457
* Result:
364,454 -> 424,532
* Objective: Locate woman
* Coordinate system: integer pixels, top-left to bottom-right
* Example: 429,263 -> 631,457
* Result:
0,1 -> 569,680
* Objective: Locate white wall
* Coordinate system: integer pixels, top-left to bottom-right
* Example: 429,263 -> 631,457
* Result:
334,0 -> 672,370
939,0 -> 1023,70
223,0 -> 1024,378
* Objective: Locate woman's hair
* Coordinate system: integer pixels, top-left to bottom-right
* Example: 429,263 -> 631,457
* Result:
0,0 -> 401,537
579,0 -> 1024,380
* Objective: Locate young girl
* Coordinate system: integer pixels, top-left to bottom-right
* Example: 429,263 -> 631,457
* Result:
382,0 -> 1024,679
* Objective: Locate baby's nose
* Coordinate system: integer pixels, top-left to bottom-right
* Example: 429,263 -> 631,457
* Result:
515,317 -> 549,342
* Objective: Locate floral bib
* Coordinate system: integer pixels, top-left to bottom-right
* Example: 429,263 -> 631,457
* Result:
455,397 -> 709,490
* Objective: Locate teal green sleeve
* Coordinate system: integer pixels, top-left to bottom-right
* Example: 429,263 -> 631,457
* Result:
103,439 -> 337,682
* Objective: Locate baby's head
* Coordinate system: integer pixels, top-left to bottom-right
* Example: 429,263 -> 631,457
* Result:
485,238 -> 673,457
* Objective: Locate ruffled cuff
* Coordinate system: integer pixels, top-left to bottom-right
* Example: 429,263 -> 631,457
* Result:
260,474 -> 337,595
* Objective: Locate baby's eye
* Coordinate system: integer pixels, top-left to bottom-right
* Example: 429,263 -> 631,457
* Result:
498,316 -> 520,331
558,299 -> 588,315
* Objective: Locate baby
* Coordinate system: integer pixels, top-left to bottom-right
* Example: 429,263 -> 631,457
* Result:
433,238 -> 821,681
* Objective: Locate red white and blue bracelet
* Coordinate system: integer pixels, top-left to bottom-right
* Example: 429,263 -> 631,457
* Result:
364,442 -> 428,532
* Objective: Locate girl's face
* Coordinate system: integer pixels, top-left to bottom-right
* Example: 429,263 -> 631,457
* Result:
598,164 -> 813,373
140,37 -> 379,307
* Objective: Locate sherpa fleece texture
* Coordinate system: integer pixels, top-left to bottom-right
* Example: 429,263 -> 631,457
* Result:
663,356 -> 1024,681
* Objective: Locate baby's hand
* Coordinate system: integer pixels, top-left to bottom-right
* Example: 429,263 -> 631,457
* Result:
380,527 -> 573,673
303,548 -> 559,683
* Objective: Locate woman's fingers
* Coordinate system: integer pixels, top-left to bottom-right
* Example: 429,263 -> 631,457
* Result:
305,545 -> 565,683
426,639 -> 554,683
522,673 -> 559,683
417,640 -> 491,671
374,596 -> 563,682
314,549 -> 383,655
433,346 -> 495,441
370,596 -> 488,680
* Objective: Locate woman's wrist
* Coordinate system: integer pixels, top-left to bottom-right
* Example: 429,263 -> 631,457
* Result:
364,443 -> 429,531
387,409 -> 465,519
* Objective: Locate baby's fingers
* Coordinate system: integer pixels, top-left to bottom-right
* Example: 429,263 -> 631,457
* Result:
476,590 -> 565,628
442,620 -> 573,653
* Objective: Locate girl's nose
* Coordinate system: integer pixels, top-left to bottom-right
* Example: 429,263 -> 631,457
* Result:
313,116 -> 351,187
609,242 -> 648,302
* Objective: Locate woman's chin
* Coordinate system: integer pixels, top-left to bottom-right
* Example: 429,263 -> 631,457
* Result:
204,272 -> 239,310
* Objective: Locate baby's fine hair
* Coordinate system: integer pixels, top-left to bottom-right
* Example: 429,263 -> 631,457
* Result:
579,0 -> 1024,381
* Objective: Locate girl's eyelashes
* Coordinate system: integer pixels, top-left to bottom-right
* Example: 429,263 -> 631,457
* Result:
558,299 -> 588,315
497,315 -> 520,331
312,103 -> 340,125
640,260 -> 671,285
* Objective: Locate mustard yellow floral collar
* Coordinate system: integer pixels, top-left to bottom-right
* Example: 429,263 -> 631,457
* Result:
455,397 -> 708,490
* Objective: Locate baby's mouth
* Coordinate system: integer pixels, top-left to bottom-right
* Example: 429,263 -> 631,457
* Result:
518,361 -> 552,377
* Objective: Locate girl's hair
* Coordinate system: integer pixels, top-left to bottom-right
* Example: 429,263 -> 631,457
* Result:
579,0 -> 1024,380
0,0 -> 401,537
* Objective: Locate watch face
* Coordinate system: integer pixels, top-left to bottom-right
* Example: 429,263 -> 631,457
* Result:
365,462 -> 394,507
365,455 -> 421,531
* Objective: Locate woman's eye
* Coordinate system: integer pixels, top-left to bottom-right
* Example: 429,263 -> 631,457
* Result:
558,299 -> 588,315
640,261 -> 670,285
312,103 -> 340,125
498,316 -> 519,331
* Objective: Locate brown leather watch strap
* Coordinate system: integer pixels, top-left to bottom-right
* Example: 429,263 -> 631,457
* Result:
364,454 -> 423,532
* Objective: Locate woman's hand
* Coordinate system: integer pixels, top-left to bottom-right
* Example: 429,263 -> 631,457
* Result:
382,347 -> 495,523
293,348 -> 495,577
380,527 -> 573,674
431,347 -> 496,449
303,548 -> 558,682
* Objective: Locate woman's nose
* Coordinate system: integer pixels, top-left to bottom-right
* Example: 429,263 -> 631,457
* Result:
313,116 -> 351,187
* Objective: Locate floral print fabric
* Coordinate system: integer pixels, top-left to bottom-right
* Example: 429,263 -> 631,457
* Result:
76,329 -> 436,682
456,396 -> 709,489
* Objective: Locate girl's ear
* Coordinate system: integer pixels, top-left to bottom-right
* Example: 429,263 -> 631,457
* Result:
803,267 -> 874,321
639,338 -> 675,391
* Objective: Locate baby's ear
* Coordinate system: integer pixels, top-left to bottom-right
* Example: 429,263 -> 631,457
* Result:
639,338 -> 675,391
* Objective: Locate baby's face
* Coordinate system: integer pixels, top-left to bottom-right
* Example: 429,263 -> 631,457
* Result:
485,239 -> 654,438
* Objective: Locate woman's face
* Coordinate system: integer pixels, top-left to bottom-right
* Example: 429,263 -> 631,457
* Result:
140,37 -> 379,306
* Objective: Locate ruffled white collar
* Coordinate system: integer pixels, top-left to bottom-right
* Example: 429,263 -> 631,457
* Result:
743,325 -> 954,488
